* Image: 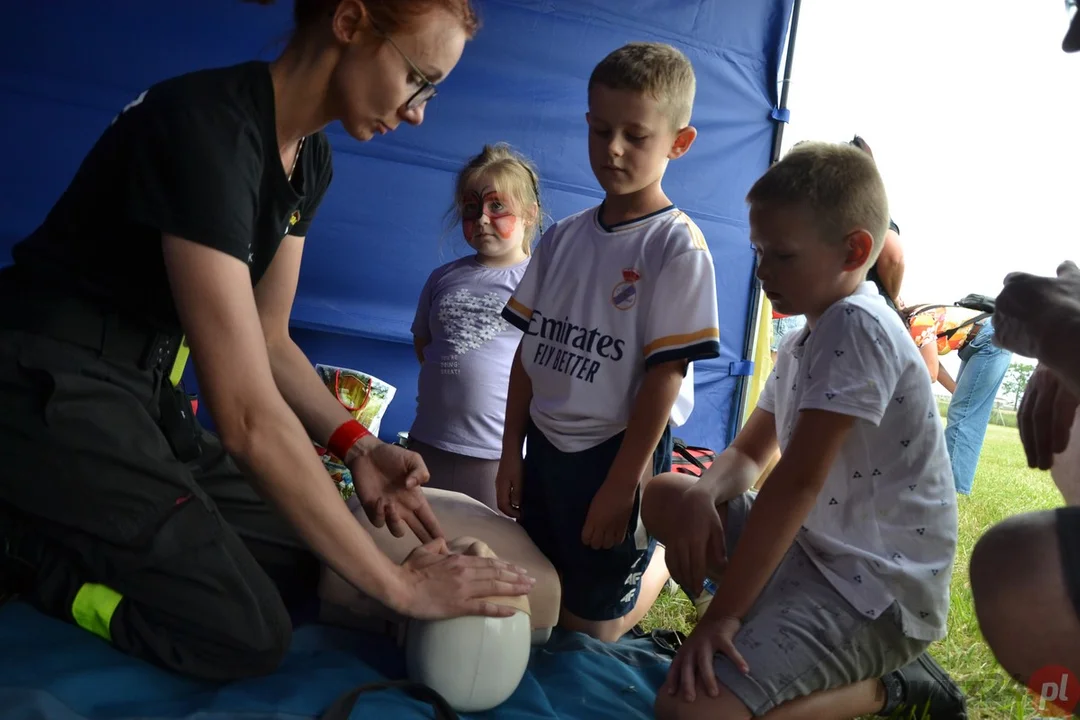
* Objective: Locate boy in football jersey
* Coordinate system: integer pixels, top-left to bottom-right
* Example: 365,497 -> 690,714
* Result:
496,41 -> 722,642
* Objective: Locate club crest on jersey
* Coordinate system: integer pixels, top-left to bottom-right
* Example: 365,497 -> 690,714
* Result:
611,268 -> 641,310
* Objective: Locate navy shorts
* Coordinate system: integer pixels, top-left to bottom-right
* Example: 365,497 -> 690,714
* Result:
520,420 -> 673,622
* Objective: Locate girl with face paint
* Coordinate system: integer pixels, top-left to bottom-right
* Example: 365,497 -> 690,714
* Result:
408,144 -> 543,512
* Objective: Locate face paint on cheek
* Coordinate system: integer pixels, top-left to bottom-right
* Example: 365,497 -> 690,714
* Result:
462,219 -> 476,242
492,214 -> 518,240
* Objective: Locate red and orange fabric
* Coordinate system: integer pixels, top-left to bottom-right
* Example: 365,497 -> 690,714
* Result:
907,305 -> 986,355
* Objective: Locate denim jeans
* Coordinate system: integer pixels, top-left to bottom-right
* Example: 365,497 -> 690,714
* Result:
945,320 -> 1012,494
771,315 -> 807,352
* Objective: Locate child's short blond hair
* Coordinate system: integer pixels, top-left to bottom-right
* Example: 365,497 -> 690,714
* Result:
588,42 -> 696,129
746,141 -> 890,263
448,143 -> 543,254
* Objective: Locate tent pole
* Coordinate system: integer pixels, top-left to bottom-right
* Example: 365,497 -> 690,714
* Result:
730,0 -> 802,445
770,0 -> 802,165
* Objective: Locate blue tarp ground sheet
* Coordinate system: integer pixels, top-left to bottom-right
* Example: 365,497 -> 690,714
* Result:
0,602 -> 673,720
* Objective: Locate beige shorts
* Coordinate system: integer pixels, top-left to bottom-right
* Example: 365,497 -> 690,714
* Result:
713,492 -> 929,716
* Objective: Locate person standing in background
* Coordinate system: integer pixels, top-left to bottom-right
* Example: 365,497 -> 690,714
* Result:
850,136 -> 906,313
905,302 -> 1012,495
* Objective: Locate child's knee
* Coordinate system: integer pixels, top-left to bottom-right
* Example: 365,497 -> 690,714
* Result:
642,472 -> 695,540
654,684 -> 752,720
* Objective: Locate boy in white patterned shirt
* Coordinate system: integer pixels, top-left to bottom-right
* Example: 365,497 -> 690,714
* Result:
644,141 -> 960,719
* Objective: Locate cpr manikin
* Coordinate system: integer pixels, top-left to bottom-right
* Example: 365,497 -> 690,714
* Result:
319,488 -> 561,712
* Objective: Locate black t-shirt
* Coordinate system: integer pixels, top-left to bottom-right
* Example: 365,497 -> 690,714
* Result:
6,60 -> 334,333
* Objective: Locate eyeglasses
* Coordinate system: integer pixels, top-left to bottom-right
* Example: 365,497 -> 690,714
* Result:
372,21 -> 437,111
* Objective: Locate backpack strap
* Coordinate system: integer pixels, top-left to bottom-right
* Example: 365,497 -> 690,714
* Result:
937,312 -> 991,340
320,679 -> 460,720
903,305 -> 991,340
901,303 -> 940,320
672,437 -> 708,472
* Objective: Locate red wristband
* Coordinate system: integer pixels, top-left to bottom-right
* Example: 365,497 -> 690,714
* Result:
327,419 -> 371,460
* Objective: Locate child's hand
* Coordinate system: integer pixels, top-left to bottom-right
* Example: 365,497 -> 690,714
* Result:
661,614 -> 747,703
581,478 -> 636,549
495,456 -> 523,519
666,485 -> 727,595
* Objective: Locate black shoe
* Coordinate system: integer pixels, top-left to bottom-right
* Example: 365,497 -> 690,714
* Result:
628,625 -> 687,658
878,651 -> 967,719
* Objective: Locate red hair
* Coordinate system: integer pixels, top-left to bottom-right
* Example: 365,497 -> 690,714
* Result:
245,0 -> 480,38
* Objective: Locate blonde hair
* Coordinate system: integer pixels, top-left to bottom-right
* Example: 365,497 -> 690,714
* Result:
746,141 -> 890,263
588,42 -> 696,130
448,143 -> 543,255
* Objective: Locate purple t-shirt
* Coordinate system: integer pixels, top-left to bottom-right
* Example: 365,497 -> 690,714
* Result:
409,255 -> 530,459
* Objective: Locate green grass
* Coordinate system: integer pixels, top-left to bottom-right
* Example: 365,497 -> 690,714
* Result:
640,423 -> 1065,719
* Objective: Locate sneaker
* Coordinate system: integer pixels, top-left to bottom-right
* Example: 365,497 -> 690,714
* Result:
628,625 -> 686,658
878,651 -> 967,719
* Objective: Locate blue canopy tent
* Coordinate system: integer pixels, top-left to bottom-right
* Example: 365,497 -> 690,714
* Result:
0,1 -> 798,717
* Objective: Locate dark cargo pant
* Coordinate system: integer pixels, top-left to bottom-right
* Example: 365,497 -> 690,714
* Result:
0,309 -> 320,681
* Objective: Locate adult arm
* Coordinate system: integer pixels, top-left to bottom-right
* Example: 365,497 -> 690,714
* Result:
252,234 -> 443,542
875,228 -> 905,305
919,341 -> 940,383
165,235 -> 532,618
166,235 -> 408,606
252,235 -> 381,461
937,362 -> 957,394
994,260 -> 1080,397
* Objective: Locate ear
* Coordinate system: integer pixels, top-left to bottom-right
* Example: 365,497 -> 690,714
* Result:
842,230 -> 874,272
332,0 -> 370,45
668,126 -> 698,159
585,111 -> 591,127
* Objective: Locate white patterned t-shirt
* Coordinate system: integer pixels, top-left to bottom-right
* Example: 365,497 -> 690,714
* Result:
758,282 -> 958,642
